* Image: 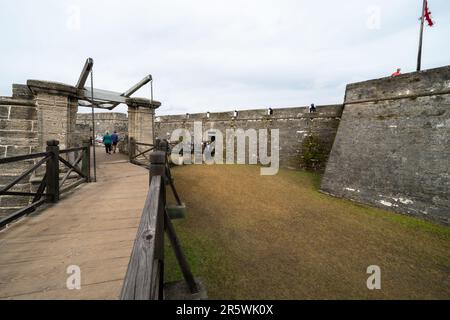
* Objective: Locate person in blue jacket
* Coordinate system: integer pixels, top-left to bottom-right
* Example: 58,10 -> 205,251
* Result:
111,131 -> 119,154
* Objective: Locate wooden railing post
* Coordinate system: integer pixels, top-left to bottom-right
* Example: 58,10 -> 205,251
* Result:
45,140 -> 60,203
150,151 -> 166,181
155,138 -> 161,151
82,140 -> 91,182
150,151 -> 166,299
129,137 -> 136,162
121,148 -> 203,299
156,143 -> 200,295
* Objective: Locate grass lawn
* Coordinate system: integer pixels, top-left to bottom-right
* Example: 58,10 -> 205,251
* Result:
164,165 -> 450,299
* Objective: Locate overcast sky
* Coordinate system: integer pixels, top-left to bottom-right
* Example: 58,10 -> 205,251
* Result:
1,0 -> 449,115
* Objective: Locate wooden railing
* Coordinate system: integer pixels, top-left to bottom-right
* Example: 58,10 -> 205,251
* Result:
129,137 -> 155,168
121,140 -> 204,300
0,140 -> 90,229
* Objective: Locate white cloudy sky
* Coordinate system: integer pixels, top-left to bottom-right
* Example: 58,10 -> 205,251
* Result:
0,0 -> 449,115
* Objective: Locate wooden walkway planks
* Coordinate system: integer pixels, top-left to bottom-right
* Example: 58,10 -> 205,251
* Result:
0,152 -> 149,299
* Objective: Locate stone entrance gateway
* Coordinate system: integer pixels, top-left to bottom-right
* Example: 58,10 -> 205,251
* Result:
0,58 -> 160,216
1,58 -> 161,153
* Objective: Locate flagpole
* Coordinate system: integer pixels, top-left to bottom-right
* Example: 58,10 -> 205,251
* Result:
416,0 -> 426,71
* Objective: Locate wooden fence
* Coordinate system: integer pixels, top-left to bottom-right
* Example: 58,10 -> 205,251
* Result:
120,140 -> 205,300
128,137 -> 154,168
0,140 -> 91,228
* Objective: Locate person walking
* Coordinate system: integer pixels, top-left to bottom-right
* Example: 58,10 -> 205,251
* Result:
309,103 -> 317,113
103,132 -> 112,154
111,131 -> 119,153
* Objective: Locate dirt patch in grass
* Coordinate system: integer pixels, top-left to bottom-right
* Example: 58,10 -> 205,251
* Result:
164,165 -> 450,299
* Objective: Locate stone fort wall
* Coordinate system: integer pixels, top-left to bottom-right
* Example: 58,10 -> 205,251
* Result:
321,65 -> 450,225
1,65 -> 449,225
76,112 -> 128,142
154,105 -> 343,171
0,82 -> 80,219
0,85 -> 39,218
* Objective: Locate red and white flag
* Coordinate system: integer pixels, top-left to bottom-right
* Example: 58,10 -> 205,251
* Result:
424,0 -> 434,27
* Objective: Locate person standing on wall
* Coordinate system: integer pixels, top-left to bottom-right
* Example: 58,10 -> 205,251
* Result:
103,132 -> 112,155
111,131 -> 119,154
391,68 -> 402,77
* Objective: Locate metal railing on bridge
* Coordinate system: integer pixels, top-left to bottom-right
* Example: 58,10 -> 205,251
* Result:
0,140 -> 91,229
120,140 -> 206,300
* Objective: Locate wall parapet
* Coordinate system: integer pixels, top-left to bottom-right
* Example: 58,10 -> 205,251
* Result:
0,97 -> 36,107
27,80 -> 78,97
345,65 -> 450,104
155,104 -> 343,171
321,64 -> 450,225
156,105 -> 342,122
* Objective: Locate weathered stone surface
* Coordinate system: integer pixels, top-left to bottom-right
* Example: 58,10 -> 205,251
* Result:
0,136 -> 38,147
128,105 -> 156,145
345,65 -> 450,103
0,208 -> 22,221
0,106 -> 9,119
0,195 -> 30,207
154,105 -> 343,171
0,174 -> 33,211
9,106 -> 37,120
6,146 -> 32,157
0,97 -> 35,107
0,161 -> 36,175
0,175 -> 22,186
0,119 -> 33,131
27,79 -> 78,96
0,130 -> 37,140
0,146 -> 6,158
126,97 -> 161,108
76,112 -> 128,140
0,182 -> 30,193
321,66 -> 450,225
0,90 -> 38,217
0,80 -> 79,215
12,84 -> 34,99
35,92 -> 78,149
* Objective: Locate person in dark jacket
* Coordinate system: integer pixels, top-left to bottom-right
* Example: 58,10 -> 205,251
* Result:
103,132 -> 112,154
111,131 -> 119,153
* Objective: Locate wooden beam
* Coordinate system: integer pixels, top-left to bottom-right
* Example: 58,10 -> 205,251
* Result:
76,58 -> 93,89
81,88 -> 128,104
123,75 -> 152,97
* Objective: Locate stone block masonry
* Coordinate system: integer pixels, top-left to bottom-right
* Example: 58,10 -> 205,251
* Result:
0,79 -> 159,220
2,64 -> 449,226
127,97 -> 157,145
28,80 -> 79,150
76,112 -> 128,142
154,105 -> 343,171
321,65 -> 450,225
1,81 -> 81,220
0,85 -> 39,219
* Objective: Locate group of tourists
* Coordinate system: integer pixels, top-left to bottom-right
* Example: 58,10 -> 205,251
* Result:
102,131 -> 119,154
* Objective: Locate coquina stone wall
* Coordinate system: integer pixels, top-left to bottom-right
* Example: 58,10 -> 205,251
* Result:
0,85 -> 39,218
76,112 -> 128,142
0,80 -> 81,220
0,78 -> 158,221
321,65 -> 450,225
154,105 -> 343,171
2,65 -> 448,225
